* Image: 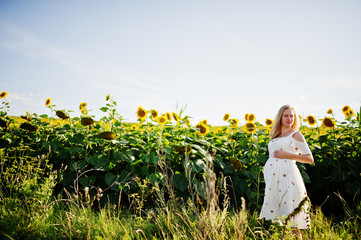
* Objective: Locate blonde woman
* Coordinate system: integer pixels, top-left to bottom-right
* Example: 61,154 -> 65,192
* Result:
259,105 -> 314,238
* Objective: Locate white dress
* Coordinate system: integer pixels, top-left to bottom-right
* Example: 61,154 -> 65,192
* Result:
259,130 -> 311,229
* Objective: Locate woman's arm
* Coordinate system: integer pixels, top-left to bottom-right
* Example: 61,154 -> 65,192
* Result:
273,132 -> 314,164
273,150 -> 314,164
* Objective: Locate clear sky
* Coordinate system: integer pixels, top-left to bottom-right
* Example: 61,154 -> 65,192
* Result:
1,0 -> 360,126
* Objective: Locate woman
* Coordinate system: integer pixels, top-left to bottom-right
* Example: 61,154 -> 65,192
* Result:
259,105 -> 314,237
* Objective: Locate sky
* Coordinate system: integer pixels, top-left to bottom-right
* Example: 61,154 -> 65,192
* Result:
0,0 -> 360,126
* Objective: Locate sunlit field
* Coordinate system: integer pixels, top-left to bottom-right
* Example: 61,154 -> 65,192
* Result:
1,91 -> 360,239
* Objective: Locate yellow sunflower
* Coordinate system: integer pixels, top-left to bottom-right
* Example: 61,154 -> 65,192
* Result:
223,113 -> 230,121
265,118 -> 273,127
306,115 -> 317,126
79,102 -> 87,111
342,105 -> 350,113
248,113 -> 256,122
202,119 -> 208,125
244,122 -> 256,133
158,115 -> 167,125
150,109 -> 158,119
184,118 -> 191,125
105,94 -> 110,101
172,112 -> 179,122
322,117 -> 335,129
45,98 -> 52,107
326,109 -> 333,114
166,112 -> 172,122
136,106 -> 147,120
345,109 -> 355,117
244,113 -> 249,121
231,118 -> 239,126
0,91 -> 8,98
195,122 -> 208,135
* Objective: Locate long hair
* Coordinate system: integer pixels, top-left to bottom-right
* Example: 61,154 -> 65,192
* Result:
270,105 -> 300,139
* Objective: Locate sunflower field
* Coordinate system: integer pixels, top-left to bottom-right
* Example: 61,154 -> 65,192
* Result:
1,91 -> 361,237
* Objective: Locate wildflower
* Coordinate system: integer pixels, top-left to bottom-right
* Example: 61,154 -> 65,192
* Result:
230,118 -> 239,126
265,118 -> 273,127
158,115 -> 167,125
245,122 -> 256,133
223,113 -> 230,121
248,113 -> 256,122
136,106 -> 147,120
150,109 -> 158,119
0,91 -> 8,98
342,105 -> 350,113
322,117 -> 335,129
306,115 -> 317,126
327,109 -> 333,114
45,98 -> 51,107
244,113 -> 249,121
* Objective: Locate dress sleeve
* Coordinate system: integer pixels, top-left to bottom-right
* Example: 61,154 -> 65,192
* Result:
292,139 -> 312,155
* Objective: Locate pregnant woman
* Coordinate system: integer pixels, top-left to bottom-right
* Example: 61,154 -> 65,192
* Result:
259,105 -> 314,238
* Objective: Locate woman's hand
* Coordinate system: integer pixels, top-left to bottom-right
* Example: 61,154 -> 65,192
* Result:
273,150 -> 289,159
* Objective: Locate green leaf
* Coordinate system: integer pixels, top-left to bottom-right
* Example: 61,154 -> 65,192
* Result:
105,172 -> 116,187
100,107 -> 109,112
191,159 -> 205,173
79,175 -> 96,186
174,172 -> 188,192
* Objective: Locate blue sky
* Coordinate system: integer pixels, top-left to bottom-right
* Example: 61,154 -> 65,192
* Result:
1,0 -> 360,125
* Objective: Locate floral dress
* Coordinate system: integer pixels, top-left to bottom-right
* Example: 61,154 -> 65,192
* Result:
259,131 -> 311,229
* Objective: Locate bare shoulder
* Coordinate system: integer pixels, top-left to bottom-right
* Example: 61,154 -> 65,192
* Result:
292,131 -> 306,142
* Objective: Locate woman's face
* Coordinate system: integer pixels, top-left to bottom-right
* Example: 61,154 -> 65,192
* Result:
281,108 -> 294,128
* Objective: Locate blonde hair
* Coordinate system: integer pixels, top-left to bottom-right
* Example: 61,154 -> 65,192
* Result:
270,104 -> 300,139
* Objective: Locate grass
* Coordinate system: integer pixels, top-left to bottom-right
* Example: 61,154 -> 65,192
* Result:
1,197 -> 360,240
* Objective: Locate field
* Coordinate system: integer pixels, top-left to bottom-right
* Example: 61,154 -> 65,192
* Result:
1,93 -> 361,239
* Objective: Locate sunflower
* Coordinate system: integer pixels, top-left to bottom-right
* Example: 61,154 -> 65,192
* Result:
81,117 -> 94,126
136,106 -> 147,120
306,115 -> 317,126
345,109 -> 355,117
265,118 -> 273,127
105,94 -> 110,101
223,113 -> 230,121
99,131 -> 116,140
150,109 -> 158,119
244,113 -> 249,121
244,122 -> 256,133
299,115 -> 303,122
56,110 -> 69,119
326,109 -> 333,114
0,91 -> 8,98
202,119 -> 208,125
45,98 -> 52,107
158,115 -> 167,125
79,102 -> 87,111
342,105 -> 350,113
172,112 -> 179,122
230,158 -> 243,171
196,122 -> 208,135
184,118 -> 191,125
166,112 -> 172,122
248,113 -> 256,122
322,117 -> 335,129
230,118 -> 239,126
